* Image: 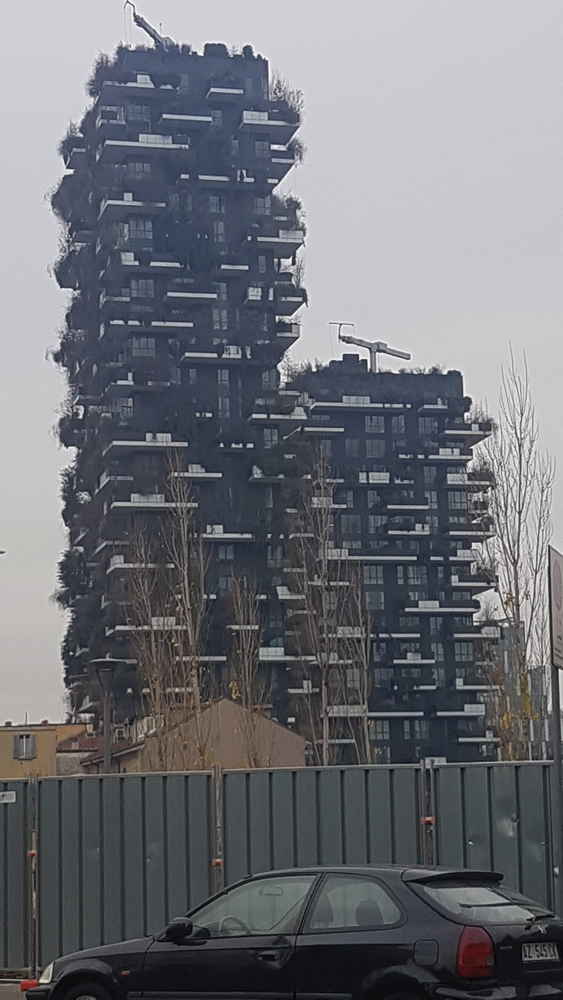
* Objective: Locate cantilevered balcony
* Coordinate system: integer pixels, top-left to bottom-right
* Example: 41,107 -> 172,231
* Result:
97,134 -> 190,163
239,110 -> 298,145
98,194 -> 166,221
255,229 -> 305,255
102,433 -> 189,458
160,112 -> 212,130
275,286 -> 307,315
206,86 -> 244,101
110,492 -> 198,512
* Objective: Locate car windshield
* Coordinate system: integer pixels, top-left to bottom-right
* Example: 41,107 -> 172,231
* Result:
416,880 -> 554,924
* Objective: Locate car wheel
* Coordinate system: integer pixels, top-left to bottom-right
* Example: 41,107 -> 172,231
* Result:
383,992 -> 424,1000
59,981 -> 113,1000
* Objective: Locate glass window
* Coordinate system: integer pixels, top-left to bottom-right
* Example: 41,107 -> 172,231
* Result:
417,880 -> 552,924
366,439 -> 385,459
191,875 -> 317,937
213,221 -> 226,243
264,428 -> 278,449
13,734 -> 37,761
218,395 -> 230,419
255,140 -> 270,157
130,336 -> 155,358
253,196 -> 271,216
209,195 -> 224,214
448,491 -> 467,510
367,490 -> 380,509
262,369 -> 277,390
130,278 -> 154,298
258,254 -> 267,274
217,369 -> 229,385
212,308 -> 228,331
341,514 -> 361,538
129,218 -> 153,240
365,591 -> 384,611
345,439 -> 359,459
372,719 -> 390,741
306,875 -> 401,932
267,544 -> 283,568
364,565 -> 384,585
419,417 -> 438,436
365,415 -> 385,434
455,642 -> 473,662
391,415 -> 405,435
211,110 -> 223,126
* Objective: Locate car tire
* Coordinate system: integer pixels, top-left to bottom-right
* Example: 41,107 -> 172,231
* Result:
59,981 -> 113,1000
383,992 -> 424,1000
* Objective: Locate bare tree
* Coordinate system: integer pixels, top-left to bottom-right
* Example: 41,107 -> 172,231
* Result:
477,351 -> 554,759
228,575 -> 276,767
285,450 -> 372,765
126,453 -> 212,770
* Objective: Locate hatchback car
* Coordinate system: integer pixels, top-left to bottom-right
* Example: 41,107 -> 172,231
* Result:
26,865 -> 563,1000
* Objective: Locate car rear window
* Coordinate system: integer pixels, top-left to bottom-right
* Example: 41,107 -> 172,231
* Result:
416,880 -> 554,924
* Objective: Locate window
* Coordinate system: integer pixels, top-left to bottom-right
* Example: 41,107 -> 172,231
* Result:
258,254 -> 267,274
13,734 -> 37,761
319,439 -> 331,459
345,439 -> 359,459
265,487 -> 274,509
418,881 -> 552,925
267,545 -> 283,568
218,545 -> 234,561
368,515 -> 387,533
211,110 -> 223,126
364,565 -> 383,585
425,491 -> 438,508
218,575 -> 232,592
397,565 -> 427,586
367,490 -> 380,509
213,221 -> 226,243
448,492 -> 467,510
365,591 -> 385,611
231,139 -> 239,157
253,196 -> 271,216
126,161 -> 152,181
191,874 -> 316,937
217,369 -> 230,385
126,103 -> 150,121
255,140 -> 270,157
212,308 -> 228,331
365,415 -> 384,434
431,641 -> 444,661
306,875 -> 401,932
372,720 -> 390,741
129,218 -> 153,240
366,439 -> 385,459
423,466 -> 437,484
130,277 -> 154,299
432,666 -> 446,687
455,642 -> 474,662
391,415 -> 405,435
419,417 -> 438,436
262,369 -> 277,391
188,369 -> 197,385
209,195 -> 224,214
341,514 -> 361,537
264,428 -> 278,449
130,336 -> 155,358
218,395 -> 230,419
404,720 -> 429,740
399,616 -> 420,629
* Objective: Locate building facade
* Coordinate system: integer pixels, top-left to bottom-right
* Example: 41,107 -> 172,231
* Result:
53,39 -> 496,764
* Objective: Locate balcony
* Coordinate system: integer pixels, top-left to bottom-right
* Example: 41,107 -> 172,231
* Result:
275,321 -> 300,344
171,464 -> 222,480
98,195 -> 166,221
239,111 -> 298,145
165,289 -> 217,304
275,286 -> 307,316
358,472 -> 391,485
110,493 -> 197,512
268,153 -> 296,184
102,433 -> 189,457
255,229 -> 305,255
388,524 -> 430,537
428,449 -> 471,462
97,134 -> 190,163
197,174 -> 231,187
160,112 -> 212,130
203,524 -> 254,541
446,472 -> 468,486
206,86 -> 244,101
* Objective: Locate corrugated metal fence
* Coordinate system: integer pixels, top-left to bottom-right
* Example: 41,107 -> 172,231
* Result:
0,762 -> 557,974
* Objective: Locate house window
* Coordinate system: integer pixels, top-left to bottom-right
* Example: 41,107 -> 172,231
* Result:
188,369 -> 197,385
126,103 -> 150,121
218,395 -> 230,419
217,369 -> 230,385
448,492 -> 467,510
262,369 -> 278,391
365,415 -> 385,434
128,218 -> 153,240
130,337 -> 155,358
213,221 -> 226,243
218,575 -> 232,591
212,308 -> 228,331
130,278 -> 154,298
404,719 -> 430,740
431,642 -> 444,661
397,565 -> 427,586
253,196 -> 271,216
364,565 -> 384,585
126,161 -> 152,180
265,487 -> 274,509
218,545 -> 234,561
423,466 -> 437,483
211,110 -> 223,126
264,428 -> 278,449
368,515 -> 387,533
258,255 -> 267,274
345,439 -> 359,458
425,491 -> 438,508
454,642 -> 474,662
13,734 -> 37,761
419,417 -> 438,436
365,591 -> 385,611
209,195 -> 224,214
341,514 -> 361,538
255,140 -> 270,157
371,720 -> 390,741
366,439 -> 385,459
367,490 -> 380,509
391,415 -> 405,435
231,139 -> 239,156
267,545 -> 283,568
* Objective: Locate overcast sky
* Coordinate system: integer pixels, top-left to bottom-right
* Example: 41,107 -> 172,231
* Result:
0,0 -> 561,722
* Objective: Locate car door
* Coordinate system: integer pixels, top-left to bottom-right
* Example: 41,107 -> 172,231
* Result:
296,873 -> 411,1000
143,872 -> 319,1000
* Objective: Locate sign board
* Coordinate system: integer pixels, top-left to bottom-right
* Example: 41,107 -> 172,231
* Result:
0,791 -> 16,804
549,546 -> 563,669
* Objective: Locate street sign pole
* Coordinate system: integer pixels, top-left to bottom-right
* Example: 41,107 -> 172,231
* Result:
548,546 -> 563,916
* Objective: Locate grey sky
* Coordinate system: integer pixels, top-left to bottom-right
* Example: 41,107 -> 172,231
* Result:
0,0 -> 561,721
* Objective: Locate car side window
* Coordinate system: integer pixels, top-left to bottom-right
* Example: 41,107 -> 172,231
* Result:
191,875 -> 317,937
305,875 -> 402,932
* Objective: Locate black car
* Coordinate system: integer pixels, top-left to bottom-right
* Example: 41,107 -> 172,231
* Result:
27,865 -> 563,1000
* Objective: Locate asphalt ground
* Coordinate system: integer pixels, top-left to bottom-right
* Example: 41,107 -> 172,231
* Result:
0,983 -> 21,999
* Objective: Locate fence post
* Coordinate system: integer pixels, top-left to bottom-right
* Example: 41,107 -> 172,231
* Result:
211,765 -> 225,893
27,776 -> 38,977
420,761 -> 436,866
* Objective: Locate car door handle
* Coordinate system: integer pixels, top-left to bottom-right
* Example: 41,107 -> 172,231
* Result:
257,950 -> 280,961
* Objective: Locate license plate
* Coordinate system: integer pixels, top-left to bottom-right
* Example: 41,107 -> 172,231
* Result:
522,942 -> 559,962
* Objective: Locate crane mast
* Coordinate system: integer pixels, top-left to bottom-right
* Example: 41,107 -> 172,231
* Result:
338,332 -> 411,373
124,2 -> 175,50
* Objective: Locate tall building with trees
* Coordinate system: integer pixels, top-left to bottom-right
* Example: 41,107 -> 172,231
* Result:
52,32 -> 496,765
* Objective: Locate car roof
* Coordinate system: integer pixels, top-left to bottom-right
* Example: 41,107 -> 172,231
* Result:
244,864 -> 503,883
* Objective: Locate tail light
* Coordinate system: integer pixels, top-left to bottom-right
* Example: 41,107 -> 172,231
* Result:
456,925 -> 495,979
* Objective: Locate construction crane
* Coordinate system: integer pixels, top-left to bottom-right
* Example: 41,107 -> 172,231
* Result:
124,2 -> 175,50
337,331 -> 411,373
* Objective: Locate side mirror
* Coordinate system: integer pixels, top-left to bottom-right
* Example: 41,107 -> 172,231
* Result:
164,917 -> 194,943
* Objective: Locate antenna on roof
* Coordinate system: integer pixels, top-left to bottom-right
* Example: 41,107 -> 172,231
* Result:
123,1 -> 175,50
